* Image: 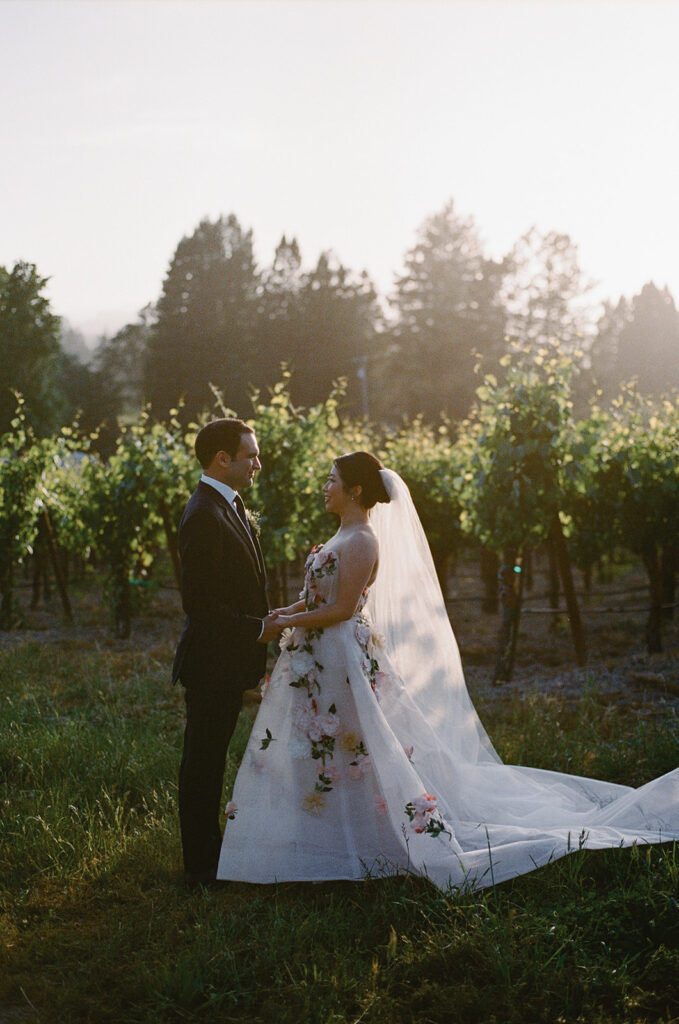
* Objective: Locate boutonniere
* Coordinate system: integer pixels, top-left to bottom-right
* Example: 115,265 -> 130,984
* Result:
246,508 -> 261,537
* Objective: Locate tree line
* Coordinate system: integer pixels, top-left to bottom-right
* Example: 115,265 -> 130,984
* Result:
2,200 -> 679,441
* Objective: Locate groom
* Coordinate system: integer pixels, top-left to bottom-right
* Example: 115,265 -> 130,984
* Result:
172,417 -> 280,885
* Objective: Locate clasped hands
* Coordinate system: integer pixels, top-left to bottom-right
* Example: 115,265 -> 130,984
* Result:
257,605 -> 299,644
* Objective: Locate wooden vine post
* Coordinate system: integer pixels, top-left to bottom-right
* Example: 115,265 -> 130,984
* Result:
549,512 -> 585,665
41,509 -> 73,622
480,547 -> 499,614
493,549 -> 525,682
30,515 -> 51,609
660,544 -> 676,622
641,542 -> 663,654
547,535 -> 560,630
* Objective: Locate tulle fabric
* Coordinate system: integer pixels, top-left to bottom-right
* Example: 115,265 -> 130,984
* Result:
218,472 -> 679,890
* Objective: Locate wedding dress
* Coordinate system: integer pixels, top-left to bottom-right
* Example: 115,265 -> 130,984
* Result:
217,470 -> 679,889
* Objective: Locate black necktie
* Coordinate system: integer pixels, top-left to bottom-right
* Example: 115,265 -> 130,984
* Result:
233,494 -> 249,531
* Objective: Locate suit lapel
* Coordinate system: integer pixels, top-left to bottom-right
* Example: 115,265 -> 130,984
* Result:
199,482 -> 264,580
228,500 -> 266,578
250,522 -> 266,579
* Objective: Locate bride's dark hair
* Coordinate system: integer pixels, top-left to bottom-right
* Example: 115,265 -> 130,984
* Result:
334,452 -> 391,509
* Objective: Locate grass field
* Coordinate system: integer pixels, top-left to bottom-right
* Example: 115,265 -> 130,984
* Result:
2,630 -> 678,1024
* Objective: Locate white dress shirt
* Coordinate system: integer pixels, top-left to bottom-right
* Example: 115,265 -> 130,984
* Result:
200,473 -> 240,510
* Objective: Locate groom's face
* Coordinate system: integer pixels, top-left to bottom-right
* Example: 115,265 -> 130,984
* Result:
223,431 -> 261,491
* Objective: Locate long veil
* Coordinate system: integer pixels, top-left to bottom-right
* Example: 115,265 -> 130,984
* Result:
366,469 -> 499,766
364,469 -> 679,890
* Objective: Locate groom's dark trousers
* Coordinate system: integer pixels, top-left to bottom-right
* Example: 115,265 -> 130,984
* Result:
172,481 -> 267,877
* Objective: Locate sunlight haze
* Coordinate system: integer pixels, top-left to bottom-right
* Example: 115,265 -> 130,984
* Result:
2,0 -> 678,340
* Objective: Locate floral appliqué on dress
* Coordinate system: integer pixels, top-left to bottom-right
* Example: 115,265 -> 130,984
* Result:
404,793 -> 450,838
263,544 -> 380,817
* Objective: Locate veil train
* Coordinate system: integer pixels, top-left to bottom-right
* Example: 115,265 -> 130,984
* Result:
364,469 -> 679,890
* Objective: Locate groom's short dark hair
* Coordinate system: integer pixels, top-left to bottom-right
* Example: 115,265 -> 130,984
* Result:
195,418 -> 254,467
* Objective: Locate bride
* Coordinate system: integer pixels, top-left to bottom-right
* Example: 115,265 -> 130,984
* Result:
217,452 -> 679,889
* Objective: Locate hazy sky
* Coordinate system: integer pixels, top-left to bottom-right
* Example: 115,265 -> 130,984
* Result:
2,0 -> 678,340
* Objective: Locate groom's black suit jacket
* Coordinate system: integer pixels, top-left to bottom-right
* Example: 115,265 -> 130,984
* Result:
172,481 -> 268,692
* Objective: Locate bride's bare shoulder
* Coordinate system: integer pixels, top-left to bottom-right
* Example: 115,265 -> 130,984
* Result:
335,525 -> 378,564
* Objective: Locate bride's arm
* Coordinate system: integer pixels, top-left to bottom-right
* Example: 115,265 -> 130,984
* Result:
276,534 -> 377,630
270,599 -> 305,616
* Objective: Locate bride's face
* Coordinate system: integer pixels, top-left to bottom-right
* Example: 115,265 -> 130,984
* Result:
323,464 -> 351,515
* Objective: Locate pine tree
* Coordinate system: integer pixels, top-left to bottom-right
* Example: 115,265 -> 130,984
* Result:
0,261 -> 65,434
145,215 -> 260,420
387,201 -> 507,424
256,244 -> 382,418
252,236 -> 305,393
293,252 -> 382,417
501,227 -> 596,354
587,297 -> 632,402
94,304 -> 155,415
612,283 -> 679,396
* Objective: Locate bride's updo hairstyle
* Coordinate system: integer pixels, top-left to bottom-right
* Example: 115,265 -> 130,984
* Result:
334,452 -> 391,509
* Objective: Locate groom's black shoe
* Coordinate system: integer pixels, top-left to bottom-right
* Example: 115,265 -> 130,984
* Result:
184,868 -> 228,889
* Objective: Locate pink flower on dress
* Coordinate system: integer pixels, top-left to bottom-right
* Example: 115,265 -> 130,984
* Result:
405,792 -> 448,838
319,764 -> 340,783
224,801 -> 238,820
403,745 -> 414,762
292,702 -> 313,733
373,671 -> 389,701
355,621 -> 372,646
374,795 -> 388,816
306,717 -> 324,742
315,711 -> 340,737
348,753 -> 371,780
413,792 -> 437,816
